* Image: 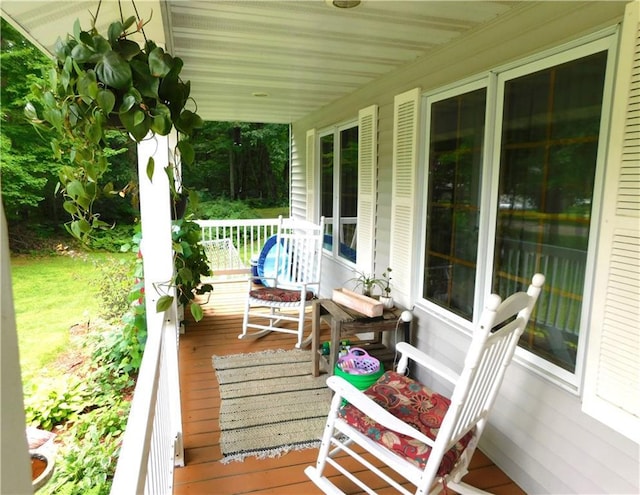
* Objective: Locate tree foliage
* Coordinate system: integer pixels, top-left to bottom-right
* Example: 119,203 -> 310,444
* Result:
1,17 -> 57,221
188,121 -> 289,206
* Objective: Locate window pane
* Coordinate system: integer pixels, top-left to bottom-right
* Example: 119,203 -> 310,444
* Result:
494,51 -> 607,372
320,134 -> 334,251
424,88 -> 486,319
339,126 -> 358,263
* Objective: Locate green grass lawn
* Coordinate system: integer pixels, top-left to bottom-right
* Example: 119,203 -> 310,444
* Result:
10,252 -> 125,383
254,206 -> 289,218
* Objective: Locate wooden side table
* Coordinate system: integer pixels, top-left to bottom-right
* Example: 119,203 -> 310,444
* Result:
311,299 -> 411,377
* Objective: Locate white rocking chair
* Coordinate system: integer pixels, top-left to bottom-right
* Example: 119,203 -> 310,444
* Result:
239,216 -> 325,348
305,273 -> 545,495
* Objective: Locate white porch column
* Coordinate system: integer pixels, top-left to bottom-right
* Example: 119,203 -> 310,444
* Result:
1,202 -> 33,494
138,134 -> 175,320
137,133 -> 184,467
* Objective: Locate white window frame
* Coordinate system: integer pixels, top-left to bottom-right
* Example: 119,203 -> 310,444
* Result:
417,32 -> 618,391
318,120 -> 359,266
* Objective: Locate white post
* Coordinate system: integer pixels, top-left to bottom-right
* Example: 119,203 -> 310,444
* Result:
1,202 -> 33,494
137,132 -> 184,464
138,134 -> 175,323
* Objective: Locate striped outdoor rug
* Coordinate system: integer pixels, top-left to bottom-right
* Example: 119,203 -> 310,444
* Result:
212,349 -> 331,463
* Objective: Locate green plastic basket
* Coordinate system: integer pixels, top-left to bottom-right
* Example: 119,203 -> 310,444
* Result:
334,348 -> 384,391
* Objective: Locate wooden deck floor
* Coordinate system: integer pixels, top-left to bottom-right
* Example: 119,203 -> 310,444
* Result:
174,281 -> 526,495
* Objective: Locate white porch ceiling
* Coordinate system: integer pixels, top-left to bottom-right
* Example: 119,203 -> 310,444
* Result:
1,0 -> 519,123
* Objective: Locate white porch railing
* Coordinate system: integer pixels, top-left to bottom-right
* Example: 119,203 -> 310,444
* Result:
110,305 -> 182,495
196,218 -> 281,280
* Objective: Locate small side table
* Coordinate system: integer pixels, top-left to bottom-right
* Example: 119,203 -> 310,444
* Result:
311,299 -> 411,377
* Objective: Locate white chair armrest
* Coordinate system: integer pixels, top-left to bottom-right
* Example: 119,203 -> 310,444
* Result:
396,342 -> 459,386
327,375 -> 435,447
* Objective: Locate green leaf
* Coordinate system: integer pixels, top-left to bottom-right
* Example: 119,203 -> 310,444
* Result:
119,107 -> 149,141
122,15 -> 137,31
146,157 -> 154,182
53,37 -> 70,61
119,92 -> 137,113
114,39 -> 141,60
108,21 -> 124,44
148,46 -> 171,77
92,35 -> 112,55
43,91 -> 56,109
190,303 -> 204,322
87,120 -> 103,144
43,108 -> 63,132
77,70 -> 98,101
129,59 -> 159,98
96,89 -> 115,114
133,109 -> 145,126
150,103 -> 172,135
66,180 -> 85,200
177,140 -> 195,165
95,51 -> 132,89
73,19 -> 82,40
156,295 -> 174,313
178,267 -> 193,282
69,220 -> 82,239
62,201 -> 78,215
71,43 -> 94,63
79,30 -> 93,47
78,218 -> 91,233
48,68 -> 58,92
176,109 -> 203,135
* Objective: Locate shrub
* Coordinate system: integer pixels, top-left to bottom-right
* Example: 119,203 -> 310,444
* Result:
89,224 -> 136,252
189,197 -> 256,219
23,376 -> 88,431
91,255 -> 135,321
42,395 -> 131,495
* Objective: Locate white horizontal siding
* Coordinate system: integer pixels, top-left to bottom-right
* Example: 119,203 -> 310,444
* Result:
291,2 -> 639,492
485,360 -> 640,494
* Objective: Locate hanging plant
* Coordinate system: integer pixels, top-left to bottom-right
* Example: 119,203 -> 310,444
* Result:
25,5 -> 203,243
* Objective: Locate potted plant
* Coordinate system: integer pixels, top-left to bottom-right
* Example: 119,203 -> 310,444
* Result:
348,267 -> 392,305
378,267 -> 393,308
348,270 -> 382,297
24,12 -> 203,244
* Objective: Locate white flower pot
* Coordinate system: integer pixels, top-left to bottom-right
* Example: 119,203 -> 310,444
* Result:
379,296 -> 394,309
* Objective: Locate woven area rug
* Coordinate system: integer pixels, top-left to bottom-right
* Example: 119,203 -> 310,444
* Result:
212,349 -> 331,463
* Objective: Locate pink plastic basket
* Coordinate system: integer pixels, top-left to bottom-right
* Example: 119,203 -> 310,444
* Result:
337,347 -> 380,375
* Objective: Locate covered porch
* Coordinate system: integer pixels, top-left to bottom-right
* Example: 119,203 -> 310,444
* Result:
175,279 -> 524,495
1,1 -> 638,494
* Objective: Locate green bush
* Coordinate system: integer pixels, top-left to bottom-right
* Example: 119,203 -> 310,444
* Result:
42,396 -> 131,495
23,376 -> 88,431
91,255 -> 136,321
189,197 -> 256,219
89,224 -> 136,252
91,231 -> 146,374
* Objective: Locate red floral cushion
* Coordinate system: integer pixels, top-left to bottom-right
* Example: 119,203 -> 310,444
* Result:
339,371 -> 473,476
249,287 -> 314,302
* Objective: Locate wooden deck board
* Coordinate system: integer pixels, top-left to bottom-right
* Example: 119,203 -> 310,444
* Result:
174,281 -> 525,494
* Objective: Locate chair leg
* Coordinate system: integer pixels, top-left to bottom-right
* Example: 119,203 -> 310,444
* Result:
310,393 -> 343,476
295,303 -> 306,348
